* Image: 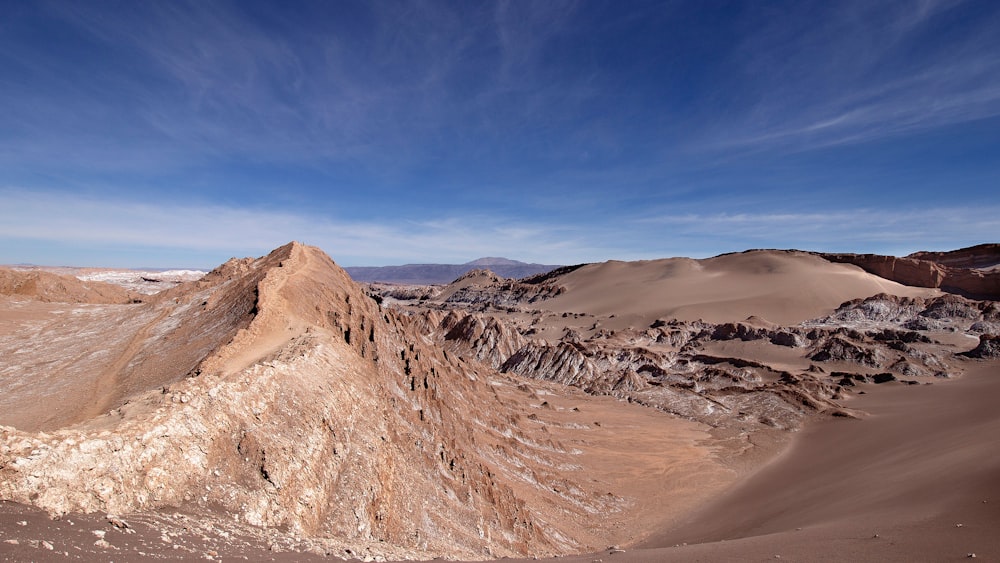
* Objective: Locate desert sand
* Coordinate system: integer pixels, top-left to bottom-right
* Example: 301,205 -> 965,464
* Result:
1,243 -> 998,561
541,251 -> 940,325
484,361 -> 1000,563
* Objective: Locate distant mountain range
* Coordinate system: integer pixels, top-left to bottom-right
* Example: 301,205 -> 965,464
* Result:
344,257 -> 563,284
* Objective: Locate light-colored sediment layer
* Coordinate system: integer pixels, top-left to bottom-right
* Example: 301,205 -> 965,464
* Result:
0,243 -> 746,559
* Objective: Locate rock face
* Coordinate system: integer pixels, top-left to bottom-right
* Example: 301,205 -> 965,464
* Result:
961,334 -> 1000,358
431,269 -> 567,309
418,309 -> 842,431
385,283 -> 999,433
820,245 -> 1000,299
440,310 -> 528,367
0,243 -> 603,559
907,244 -> 1000,270
810,293 -> 1000,334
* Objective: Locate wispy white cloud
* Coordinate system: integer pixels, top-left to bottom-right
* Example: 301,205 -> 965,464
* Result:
1,1 -> 475,171
2,189 -> 995,269
705,0 -> 1000,153
1,2 -> 997,269
0,188 -> 594,266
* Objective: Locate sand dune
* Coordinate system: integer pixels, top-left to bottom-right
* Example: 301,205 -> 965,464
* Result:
542,250 -> 940,325
649,359 -> 1000,556
1,243 -> 998,561
469,361 -> 999,563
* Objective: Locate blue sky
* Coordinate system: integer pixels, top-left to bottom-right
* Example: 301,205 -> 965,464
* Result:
1,0 -> 999,268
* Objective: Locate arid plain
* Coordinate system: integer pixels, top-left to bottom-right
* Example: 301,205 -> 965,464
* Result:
1,243 -> 998,562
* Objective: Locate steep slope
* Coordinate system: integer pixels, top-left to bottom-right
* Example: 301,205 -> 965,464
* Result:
641,362 -> 1000,562
0,243 -> 617,559
0,253 -> 276,431
907,243 -> 1000,270
821,244 -> 1000,299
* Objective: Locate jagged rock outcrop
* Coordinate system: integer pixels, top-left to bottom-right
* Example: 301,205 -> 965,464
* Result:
808,293 -> 1000,335
370,283 -> 439,302
709,321 -> 806,347
960,334 -> 1000,358
431,269 -> 566,310
417,287 -> 998,432
441,312 -> 528,369
809,335 -> 887,367
0,243 -> 607,560
920,294 -> 985,320
907,244 -> 1000,270
650,319 -> 715,348
429,311 -> 847,430
502,341 -> 597,388
820,245 -> 1000,299
807,294 -> 926,325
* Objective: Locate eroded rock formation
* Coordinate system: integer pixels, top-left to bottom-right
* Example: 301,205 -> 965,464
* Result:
384,285 -> 997,433
820,244 -> 1000,299
0,243 -> 611,559
4,243 -> 998,560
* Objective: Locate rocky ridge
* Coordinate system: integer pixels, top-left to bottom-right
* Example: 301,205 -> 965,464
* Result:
383,279 -> 998,432
820,244 -> 1000,299
412,310 -> 847,430
0,243 -> 618,559
4,244 -> 998,560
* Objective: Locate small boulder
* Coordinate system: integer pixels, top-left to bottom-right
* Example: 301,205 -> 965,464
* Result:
872,373 -> 897,384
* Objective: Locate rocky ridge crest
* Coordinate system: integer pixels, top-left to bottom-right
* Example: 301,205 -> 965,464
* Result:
820,244 -> 1000,299
0,243 -> 611,559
